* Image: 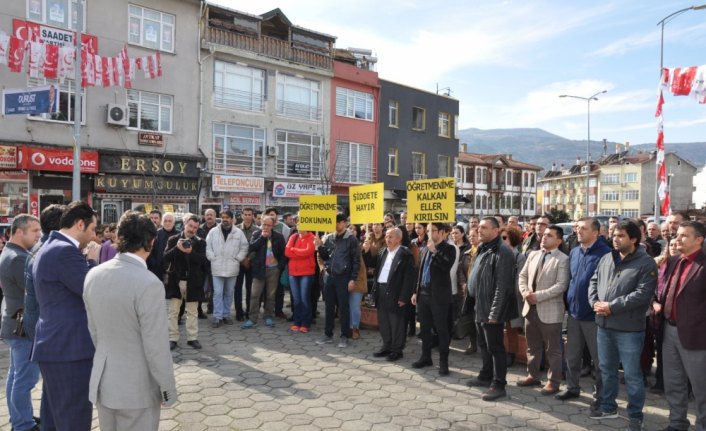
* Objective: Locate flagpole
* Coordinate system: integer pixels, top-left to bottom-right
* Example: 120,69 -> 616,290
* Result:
72,0 -> 83,201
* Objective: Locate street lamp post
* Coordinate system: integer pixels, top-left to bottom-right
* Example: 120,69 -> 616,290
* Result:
559,90 -> 607,217
655,4 -> 706,219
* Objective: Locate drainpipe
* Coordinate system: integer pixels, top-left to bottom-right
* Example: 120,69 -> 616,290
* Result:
197,1 -> 214,210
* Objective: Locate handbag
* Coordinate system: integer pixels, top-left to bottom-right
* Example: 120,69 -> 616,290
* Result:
12,309 -> 26,338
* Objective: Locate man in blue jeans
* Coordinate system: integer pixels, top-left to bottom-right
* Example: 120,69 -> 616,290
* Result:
315,214 -> 360,348
0,215 -> 42,431
588,220 -> 657,431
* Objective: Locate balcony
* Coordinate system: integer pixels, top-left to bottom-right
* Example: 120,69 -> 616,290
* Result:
205,27 -> 333,70
211,153 -> 265,177
489,182 -> 505,192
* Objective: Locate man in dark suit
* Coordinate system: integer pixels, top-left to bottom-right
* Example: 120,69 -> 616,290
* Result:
31,201 -> 100,431
658,220 -> 706,431
164,213 -> 207,350
371,227 -> 416,362
411,223 -> 457,376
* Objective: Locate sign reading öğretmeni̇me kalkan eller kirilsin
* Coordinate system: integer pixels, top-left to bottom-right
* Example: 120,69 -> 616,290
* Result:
406,177 -> 455,223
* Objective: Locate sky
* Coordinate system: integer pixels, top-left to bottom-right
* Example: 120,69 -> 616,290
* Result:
215,0 -> 706,145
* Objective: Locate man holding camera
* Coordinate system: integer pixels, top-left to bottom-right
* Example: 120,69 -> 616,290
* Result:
164,214 -> 207,350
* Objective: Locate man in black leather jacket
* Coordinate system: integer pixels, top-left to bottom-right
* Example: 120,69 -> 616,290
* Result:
466,216 -> 518,401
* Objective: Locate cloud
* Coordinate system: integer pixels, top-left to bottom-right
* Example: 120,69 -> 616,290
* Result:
588,22 -> 706,58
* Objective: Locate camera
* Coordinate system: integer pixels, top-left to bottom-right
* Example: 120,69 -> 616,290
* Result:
182,239 -> 192,248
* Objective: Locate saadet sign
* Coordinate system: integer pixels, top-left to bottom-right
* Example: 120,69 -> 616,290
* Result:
18,146 -> 99,173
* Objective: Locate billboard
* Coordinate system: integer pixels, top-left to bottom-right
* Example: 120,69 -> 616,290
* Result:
2,85 -> 59,115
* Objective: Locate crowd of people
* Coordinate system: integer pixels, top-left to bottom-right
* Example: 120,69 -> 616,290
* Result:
0,202 -> 704,431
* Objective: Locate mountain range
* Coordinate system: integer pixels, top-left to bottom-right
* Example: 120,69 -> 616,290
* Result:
458,128 -> 706,172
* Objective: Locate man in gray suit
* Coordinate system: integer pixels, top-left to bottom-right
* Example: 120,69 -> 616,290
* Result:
84,211 -> 177,431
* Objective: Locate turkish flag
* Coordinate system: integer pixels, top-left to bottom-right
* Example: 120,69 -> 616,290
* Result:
7,37 -> 26,73
28,41 -> 44,78
0,33 -> 9,66
93,54 -> 102,87
671,66 -> 697,96
43,43 -> 58,78
102,56 -> 113,87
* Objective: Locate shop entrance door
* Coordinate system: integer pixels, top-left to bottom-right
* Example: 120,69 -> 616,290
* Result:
101,200 -> 122,224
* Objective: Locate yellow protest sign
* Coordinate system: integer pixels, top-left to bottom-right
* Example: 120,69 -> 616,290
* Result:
298,195 -> 338,232
406,177 -> 455,223
349,182 -> 384,225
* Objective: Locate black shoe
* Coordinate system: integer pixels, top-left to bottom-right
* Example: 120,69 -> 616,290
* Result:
178,318 -> 184,325
466,377 -> 492,388
387,352 -> 403,362
439,362 -> 449,376
275,312 -> 288,319
170,341 -> 177,351
555,389 -> 581,400
661,427 -> 685,431
408,328 -> 416,337
187,340 -> 202,349
482,386 -> 507,401
373,350 -> 391,358
411,358 -> 433,369
236,315 -> 245,322
198,313 -> 207,320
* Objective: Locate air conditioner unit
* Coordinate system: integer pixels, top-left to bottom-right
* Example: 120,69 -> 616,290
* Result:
266,145 -> 278,157
106,104 -> 129,126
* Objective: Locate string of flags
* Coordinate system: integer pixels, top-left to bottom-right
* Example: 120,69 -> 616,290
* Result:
654,66 -> 706,216
0,31 -> 162,88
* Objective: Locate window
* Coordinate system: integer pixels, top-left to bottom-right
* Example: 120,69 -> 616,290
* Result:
454,114 -> 459,139
412,152 -> 426,179
602,173 -> 620,184
603,191 -> 620,201
624,190 -> 639,200
602,209 -> 619,216
28,0 -> 85,30
128,4 -> 175,52
438,112 -> 450,137
214,61 -> 264,112
589,195 -> 596,204
464,166 -> 474,184
335,88 -> 373,121
412,107 -> 425,131
438,155 -> 450,177
624,172 -> 638,183
276,74 -> 320,121
476,167 -> 486,184
28,77 -> 84,123
212,123 -> 265,176
275,130 -> 322,179
623,209 -> 639,218
335,141 -> 373,184
506,171 -> 513,186
127,89 -> 172,132
523,172 -> 529,187
388,100 -> 399,127
589,178 -> 597,187
387,148 -> 398,175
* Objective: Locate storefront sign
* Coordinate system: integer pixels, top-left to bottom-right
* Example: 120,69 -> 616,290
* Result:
29,193 -> 39,217
137,132 -> 164,147
99,154 -> 199,177
272,181 -> 324,198
212,175 -> 264,193
3,85 -> 59,115
406,177 -> 455,223
229,194 -> 262,205
13,18 -> 98,53
94,175 -> 199,195
298,195 -> 337,232
0,146 -> 18,169
349,182 -> 384,225
18,146 -> 99,173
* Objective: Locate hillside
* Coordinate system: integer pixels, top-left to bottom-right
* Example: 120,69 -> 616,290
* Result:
458,128 -> 706,171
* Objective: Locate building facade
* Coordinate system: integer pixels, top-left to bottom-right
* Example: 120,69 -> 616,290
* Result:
0,0 -> 203,224
694,164 -> 706,211
539,159 -> 599,219
329,50 -> 380,207
456,148 -> 541,219
198,5 -> 335,214
377,80 -> 459,213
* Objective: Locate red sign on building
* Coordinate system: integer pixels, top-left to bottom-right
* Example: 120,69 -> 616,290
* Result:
18,146 -> 99,173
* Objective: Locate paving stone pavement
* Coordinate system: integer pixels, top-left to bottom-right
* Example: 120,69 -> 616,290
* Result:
0,306 -> 696,430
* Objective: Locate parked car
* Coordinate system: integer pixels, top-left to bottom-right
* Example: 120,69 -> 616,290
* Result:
554,222 -> 574,242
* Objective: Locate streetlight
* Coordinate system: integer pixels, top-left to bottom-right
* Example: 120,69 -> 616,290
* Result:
559,90 -> 607,217
655,4 -> 706,219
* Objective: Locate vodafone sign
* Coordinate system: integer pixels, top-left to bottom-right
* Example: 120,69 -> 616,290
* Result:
18,146 -> 99,173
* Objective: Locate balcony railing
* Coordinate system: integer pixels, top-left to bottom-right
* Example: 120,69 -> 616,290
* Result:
205,27 -> 333,70
412,173 -> 427,180
275,158 -> 323,180
211,153 -> 265,177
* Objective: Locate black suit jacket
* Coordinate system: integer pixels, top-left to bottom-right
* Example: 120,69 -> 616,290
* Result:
660,250 -> 706,350
372,246 -> 416,312
163,233 -> 207,301
415,240 -> 456,305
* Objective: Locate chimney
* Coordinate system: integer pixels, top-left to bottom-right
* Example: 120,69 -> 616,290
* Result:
625,141 -> 630,152
615,143 -> 621,154
576,156 -> 581,166
603,138 -> 608,157
506,154 -> 512,160
460,143 -> 467,153
560,163 -> 565,170
551,162 -> 557,171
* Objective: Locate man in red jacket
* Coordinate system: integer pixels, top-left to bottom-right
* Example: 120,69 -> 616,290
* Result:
658,220 -> 706,431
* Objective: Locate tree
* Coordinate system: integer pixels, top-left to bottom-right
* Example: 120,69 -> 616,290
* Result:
546,208 -> 571,223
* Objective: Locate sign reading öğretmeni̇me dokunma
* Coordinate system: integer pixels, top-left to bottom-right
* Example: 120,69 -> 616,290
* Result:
349,182 -> 384,225
2,85 -> 59,115
406,177 -> 455,223
297,195 -> 337,232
